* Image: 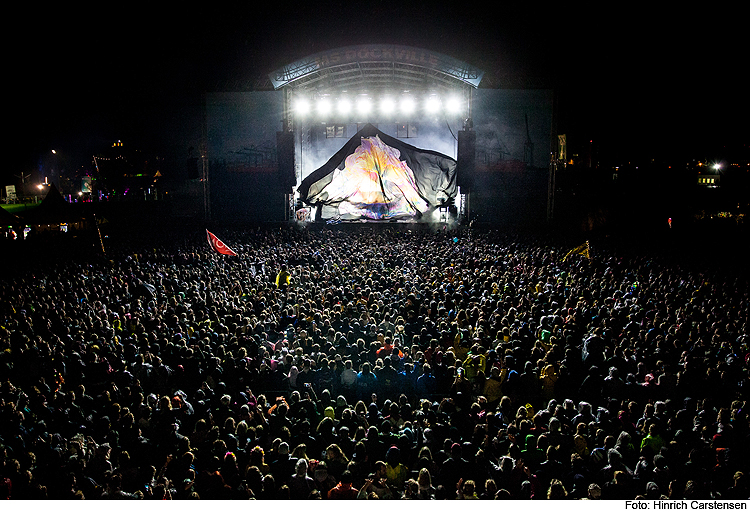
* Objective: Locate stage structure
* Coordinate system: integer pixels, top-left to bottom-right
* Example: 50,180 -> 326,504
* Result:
204,44 -> 553,225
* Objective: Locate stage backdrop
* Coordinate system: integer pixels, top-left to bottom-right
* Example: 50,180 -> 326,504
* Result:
298,123 -> 457,221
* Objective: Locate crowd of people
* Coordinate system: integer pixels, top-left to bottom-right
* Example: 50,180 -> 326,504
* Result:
0,225 -> 748,500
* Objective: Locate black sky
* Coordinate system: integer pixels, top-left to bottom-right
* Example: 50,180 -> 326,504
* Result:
8,4 -> 747,176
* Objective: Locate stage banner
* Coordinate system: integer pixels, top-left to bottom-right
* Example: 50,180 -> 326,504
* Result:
298,123 -> 457,221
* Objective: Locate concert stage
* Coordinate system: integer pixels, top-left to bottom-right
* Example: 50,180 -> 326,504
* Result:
204,44 -> 552,227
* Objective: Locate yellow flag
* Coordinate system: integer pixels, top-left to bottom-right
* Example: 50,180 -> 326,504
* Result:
563,241 -> 590,261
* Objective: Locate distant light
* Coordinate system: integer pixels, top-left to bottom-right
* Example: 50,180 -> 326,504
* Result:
713,163 -> 721,170
51,150 -> 57,154
425,96 -> 441,114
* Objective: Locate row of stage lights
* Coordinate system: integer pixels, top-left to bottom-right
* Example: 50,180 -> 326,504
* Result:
292,93 -> 465,119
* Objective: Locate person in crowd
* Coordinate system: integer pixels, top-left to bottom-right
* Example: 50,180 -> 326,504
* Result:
0,226 -> 746,501
327,470 -> 358,499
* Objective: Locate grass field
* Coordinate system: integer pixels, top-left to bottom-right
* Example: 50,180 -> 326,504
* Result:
1,203 -> 39,214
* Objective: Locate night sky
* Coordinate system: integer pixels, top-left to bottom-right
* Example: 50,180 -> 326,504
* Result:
8,4 -> 746,177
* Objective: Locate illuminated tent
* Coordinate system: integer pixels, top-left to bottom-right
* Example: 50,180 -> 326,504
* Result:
22,184 -> 87,230
298,123 -> 457,221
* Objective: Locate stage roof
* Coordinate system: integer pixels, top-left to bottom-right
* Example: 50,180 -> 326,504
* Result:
268,44 -> 484,93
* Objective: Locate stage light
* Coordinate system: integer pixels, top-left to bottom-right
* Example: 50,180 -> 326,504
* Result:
337,98 -> 352,116
400,96 -> 416,115
316,98 -> 332,116
379,97 -> 396,115
445,96 -> 462,114
293,98 -> 311,116
356,97 -> 372,115
425,96 -> 441,114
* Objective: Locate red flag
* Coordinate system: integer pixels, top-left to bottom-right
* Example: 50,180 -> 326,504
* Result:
206,230 -> 238,256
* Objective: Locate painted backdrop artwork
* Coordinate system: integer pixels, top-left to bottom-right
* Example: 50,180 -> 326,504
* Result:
326,135 -> 428,220
299,124 -> 457,221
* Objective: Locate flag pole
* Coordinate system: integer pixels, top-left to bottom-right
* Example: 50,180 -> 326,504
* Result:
94,214 -> 106,255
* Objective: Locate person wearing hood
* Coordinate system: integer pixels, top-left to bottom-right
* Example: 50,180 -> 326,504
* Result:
287,364 -> 299,390
519,434 -> 545,471
288,458 -> 315,499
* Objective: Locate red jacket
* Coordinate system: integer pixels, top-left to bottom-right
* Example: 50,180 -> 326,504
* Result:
328,482 -> 358,499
